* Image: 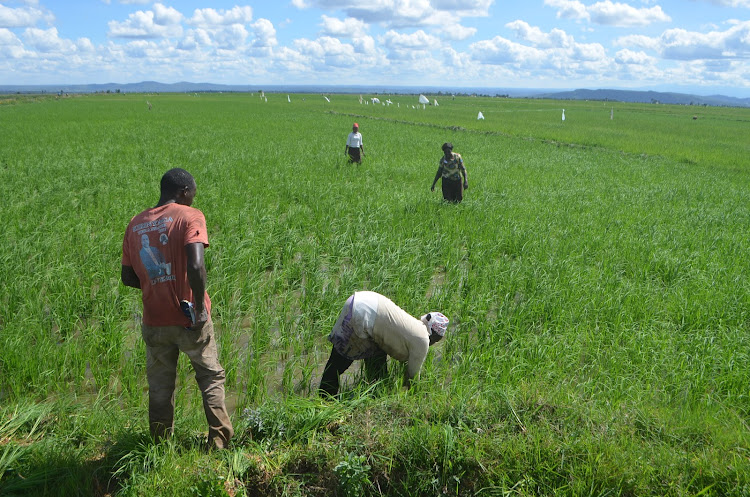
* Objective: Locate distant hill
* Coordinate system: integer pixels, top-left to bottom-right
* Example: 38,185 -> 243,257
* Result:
537,88 -> 750,108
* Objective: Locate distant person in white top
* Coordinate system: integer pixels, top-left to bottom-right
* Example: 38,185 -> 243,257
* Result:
345,122 -> 364,164
319,291 -> 449,397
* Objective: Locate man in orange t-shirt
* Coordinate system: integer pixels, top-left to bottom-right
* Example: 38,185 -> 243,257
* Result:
121,168 -> 233,449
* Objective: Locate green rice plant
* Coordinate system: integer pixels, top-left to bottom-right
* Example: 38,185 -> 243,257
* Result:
1,92 -> 749,495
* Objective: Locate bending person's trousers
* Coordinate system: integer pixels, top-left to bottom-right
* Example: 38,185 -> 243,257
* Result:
319,346 -> 388,397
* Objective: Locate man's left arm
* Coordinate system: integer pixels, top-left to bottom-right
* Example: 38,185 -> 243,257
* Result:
121,265 -> 141,289
185,242 -> 208,331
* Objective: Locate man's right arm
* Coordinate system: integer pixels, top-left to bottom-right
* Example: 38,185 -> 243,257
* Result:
404,338 -> 429,388
121,265 -> 141,289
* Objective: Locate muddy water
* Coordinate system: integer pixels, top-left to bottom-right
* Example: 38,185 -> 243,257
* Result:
119,284 -> 371,419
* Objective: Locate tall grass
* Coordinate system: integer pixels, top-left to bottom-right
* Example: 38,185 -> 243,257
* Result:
0,92 -> 748,495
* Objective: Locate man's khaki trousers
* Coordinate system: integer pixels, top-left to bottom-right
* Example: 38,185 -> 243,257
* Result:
141,319 -> 233,449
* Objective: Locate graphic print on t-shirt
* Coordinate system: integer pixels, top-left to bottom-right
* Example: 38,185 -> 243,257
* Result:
131,215 -> 176,284
139,233 -> 171,279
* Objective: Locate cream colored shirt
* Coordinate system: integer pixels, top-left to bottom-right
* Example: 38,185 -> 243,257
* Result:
355,291 -> 431,381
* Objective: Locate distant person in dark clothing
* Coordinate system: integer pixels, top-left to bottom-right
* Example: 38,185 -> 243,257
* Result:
431,142 -> 468,202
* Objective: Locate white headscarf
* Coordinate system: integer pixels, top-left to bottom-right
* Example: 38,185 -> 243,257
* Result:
421,312 -> 449,337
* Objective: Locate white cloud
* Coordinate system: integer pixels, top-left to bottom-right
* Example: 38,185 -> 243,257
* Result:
178,25 -> 249,51
251,18 -> 277,48
382,29 -> 441,50
544,0 -> 589,21
274,45 -> 314,72
380,29 -> 443,61
210,24 -> 249,50
506,20 -> 573,48
701,59 -> 733,72
468,22 -> 615,84
76,37 -> 96,53
294,36 -> 360,67
178,29 -> 211,50
573,41 -> 606,60
153,4 -> 184,25
589,1 -> 670,27
617,21 -> 750,60
440,45 -> 472,68
108,4 -> 184,39
156,7 -> 259,52
429,0 -> 494,15
0,27 -> 33,59
0,27 -> 22,46
544,0 -> 671,26
443,24 -> 477,40
698,0 -> 750,7
10,25 -> 94,64
348,4 -> 452,27
470,36 -> 546,65
2,0 -> 748,91
0,3 -> 53,28
320,15 -> 368,37
659,28 -> 728,59
615,33 -> 660,50
189,6 -> 253,27
488,23 -> 606,63
120,39 -> 158,58
353,34 -> 377,54
289,29 -> 387,73
296,0 -> 491,28
615,48 -> 656,64
23,26 -> 72,52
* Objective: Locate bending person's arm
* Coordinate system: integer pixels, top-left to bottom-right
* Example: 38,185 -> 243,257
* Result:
404,340 -> 429,388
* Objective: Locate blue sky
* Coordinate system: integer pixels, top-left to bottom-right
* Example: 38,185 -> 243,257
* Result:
1,0 -> 749,95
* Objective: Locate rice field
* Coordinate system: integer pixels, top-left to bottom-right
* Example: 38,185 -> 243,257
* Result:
1,91 -> 749,496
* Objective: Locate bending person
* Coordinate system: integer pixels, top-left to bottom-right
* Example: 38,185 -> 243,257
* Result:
319,291 -> 449,397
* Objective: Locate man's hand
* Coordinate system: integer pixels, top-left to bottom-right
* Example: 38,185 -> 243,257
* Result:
190,307 -> 208,332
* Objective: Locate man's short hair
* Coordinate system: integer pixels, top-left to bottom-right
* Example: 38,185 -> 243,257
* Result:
160,168 -> 195,196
